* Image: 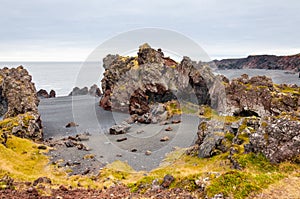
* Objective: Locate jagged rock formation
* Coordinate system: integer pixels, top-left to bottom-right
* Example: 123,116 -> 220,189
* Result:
37,89 -> 49,98
49,90 -> 56,98
213,53 -> 300,71
0,66 -> 42,140
100,43 -> 225,123
88,84 -> 102,97
37,89 -> 56,98
224,74 -> 299,117
69,85 -> 101,97
248,116 -> 300,163
69,87 -> 88,96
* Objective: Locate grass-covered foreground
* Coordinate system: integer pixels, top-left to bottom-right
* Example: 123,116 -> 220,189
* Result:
0,113 -> 299,198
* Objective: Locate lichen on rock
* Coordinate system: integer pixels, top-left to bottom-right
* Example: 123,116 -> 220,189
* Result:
0,66 -> 42,140
99,43 -> 226,123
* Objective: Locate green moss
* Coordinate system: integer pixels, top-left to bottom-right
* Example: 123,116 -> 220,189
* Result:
206,170 -> 284,199
225,132 -> 235,142
235,153 -> 277,172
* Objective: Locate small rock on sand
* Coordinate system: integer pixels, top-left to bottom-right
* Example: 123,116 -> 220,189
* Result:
65,122 -> 78,128
172,120 -> 181,124
160,136 -> 170,142
165,126 -> 173,131
145,150 -> 152,156
109,121 -> 131,135
116,137 -> 127,142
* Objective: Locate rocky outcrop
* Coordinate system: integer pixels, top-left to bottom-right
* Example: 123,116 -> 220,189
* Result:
37,89 -> 49,98
49,90 -> 56,98
224,74 -> 299,117
213,53 -> 300,71
37,89 -> 56,98
69,87 -> 88,96
69,85 -> 101,97
247,116 -> 300,163
100,43 -> 225,123
88,84 -> 101,97
0,66 -> 42,140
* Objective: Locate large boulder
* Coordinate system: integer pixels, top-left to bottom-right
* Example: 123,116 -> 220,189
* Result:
248,116 -> 300,163
99,43 -> 225,122
0,66 -> 42,140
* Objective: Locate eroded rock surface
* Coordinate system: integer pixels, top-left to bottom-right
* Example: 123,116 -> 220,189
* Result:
0,66 -> 42,140
100,43 -> 225,123
248,116 -> 300,163
224,74 -> 299,117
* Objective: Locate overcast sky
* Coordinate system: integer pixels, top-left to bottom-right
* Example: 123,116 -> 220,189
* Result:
0,0 -> 299,61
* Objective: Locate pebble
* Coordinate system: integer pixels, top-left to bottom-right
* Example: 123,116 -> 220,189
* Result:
165,126 -> 173,131
116,137 -> 127,142
160,136 -> 170,142
145,150 -> 152,156
171,119 -> 181,124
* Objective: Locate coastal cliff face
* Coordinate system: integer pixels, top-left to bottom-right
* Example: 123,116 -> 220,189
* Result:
100,43 -> 225,122
0,66 -> 42,141
213,53 -> 300,71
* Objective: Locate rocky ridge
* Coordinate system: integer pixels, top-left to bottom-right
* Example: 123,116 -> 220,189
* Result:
212,53 -> 300,71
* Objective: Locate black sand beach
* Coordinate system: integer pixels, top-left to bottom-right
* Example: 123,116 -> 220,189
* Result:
39,95 -> 200,171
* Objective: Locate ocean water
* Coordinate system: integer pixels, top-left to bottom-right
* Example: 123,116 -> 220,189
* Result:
0,62 -> 103,96
0,62 -> 298,96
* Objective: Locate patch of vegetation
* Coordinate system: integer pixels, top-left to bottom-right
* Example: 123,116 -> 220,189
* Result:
206,170 -> 284,199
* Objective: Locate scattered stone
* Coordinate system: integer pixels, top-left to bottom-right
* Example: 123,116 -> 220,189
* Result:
145,150 -> 152,156
33,177 -> 51,186
116,137 -> 127,142
82,169 -> 90,175
131,148 -> 137,152
161,174 -> 174,188
37,145 -> 47,150
65,122 -> 78,128
64,140 -> 75,148
160,136 -> 170,142
171,119 -> 181,124
116,154 -> 122,157
165,126 -> 173,131
151,179 -> 160,190
59,185 -> 68,191
109,121 -> 131,135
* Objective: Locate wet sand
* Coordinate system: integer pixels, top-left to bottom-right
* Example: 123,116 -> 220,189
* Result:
39,95 -> 200,171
